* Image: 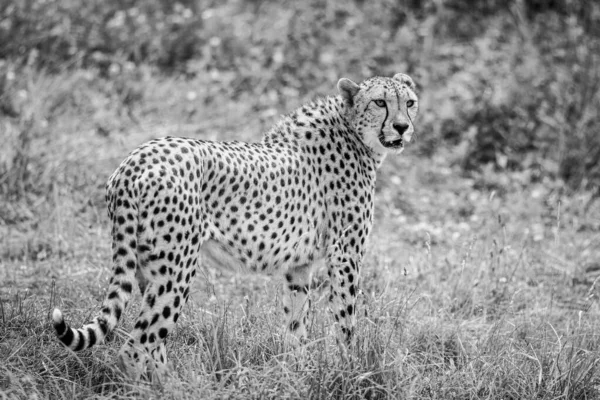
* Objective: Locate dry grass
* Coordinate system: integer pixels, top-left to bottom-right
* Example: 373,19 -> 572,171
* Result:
1,70 -> 600,399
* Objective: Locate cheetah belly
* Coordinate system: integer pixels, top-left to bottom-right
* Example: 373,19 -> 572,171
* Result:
199,215 -> 327,275
199,239 -> 246,272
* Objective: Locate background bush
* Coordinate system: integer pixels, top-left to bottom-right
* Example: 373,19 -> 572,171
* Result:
1,0 -> 599,203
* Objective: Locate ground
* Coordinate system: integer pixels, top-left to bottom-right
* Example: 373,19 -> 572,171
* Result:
1,1 -> 600,398
1,75 -> 599,398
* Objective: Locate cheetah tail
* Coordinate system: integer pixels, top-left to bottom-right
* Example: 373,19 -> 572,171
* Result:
53,209 -> 139,351
52,308 -> 110,351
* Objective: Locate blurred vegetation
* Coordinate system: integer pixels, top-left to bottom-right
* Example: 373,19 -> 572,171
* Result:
1,0 -> 599,203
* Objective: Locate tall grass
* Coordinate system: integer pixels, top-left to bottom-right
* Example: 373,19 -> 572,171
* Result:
2,217 -> 599,398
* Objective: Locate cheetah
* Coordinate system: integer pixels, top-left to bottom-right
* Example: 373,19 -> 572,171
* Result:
52,73 -> 419,380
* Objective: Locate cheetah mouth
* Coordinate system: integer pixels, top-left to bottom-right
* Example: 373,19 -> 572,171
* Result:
379,135 -> 403,149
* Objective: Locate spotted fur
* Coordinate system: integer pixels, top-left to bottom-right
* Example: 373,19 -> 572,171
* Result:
52,73 -> 419,380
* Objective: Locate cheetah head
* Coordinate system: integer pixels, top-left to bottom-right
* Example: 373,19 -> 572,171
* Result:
338,74 -> 419,155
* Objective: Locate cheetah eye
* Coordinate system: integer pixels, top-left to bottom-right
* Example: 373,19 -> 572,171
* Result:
374,100 -> 386,108
406,100 -> 415,108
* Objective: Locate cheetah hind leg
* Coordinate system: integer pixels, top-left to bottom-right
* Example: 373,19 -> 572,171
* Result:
116,232 -> 199,380
117,273 -> 194,382
282,263 -> 312,349
115,180 -> 201,381
116,338 -> 168,383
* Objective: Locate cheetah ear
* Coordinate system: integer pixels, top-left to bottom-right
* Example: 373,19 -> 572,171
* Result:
393,73 -> 416,91
337,78 -> 360,106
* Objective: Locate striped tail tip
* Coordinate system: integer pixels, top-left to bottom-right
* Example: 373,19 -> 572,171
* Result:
53,308 -> 69,338
52,308 -> 101,351
53,308 -> 80,349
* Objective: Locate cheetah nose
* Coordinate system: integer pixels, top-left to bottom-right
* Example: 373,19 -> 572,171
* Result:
392,122 -> 409,135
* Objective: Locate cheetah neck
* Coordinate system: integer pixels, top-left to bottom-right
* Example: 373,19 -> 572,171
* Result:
262,95 -> 386,169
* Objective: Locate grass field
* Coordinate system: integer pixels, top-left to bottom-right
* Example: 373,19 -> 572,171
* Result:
2,1 -> 600,399
2,71 -> 600,399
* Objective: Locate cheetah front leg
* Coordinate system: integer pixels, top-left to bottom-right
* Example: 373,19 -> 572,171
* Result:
282,263 -> 312,347
327,253 -> 360,344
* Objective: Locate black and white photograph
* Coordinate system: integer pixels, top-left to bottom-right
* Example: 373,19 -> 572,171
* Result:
1,0 -> 599,398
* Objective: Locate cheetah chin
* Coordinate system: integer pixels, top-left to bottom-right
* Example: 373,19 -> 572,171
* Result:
379,135 -> 403,149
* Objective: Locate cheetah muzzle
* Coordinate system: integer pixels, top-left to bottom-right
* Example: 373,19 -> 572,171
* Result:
51,73 -> 419,381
